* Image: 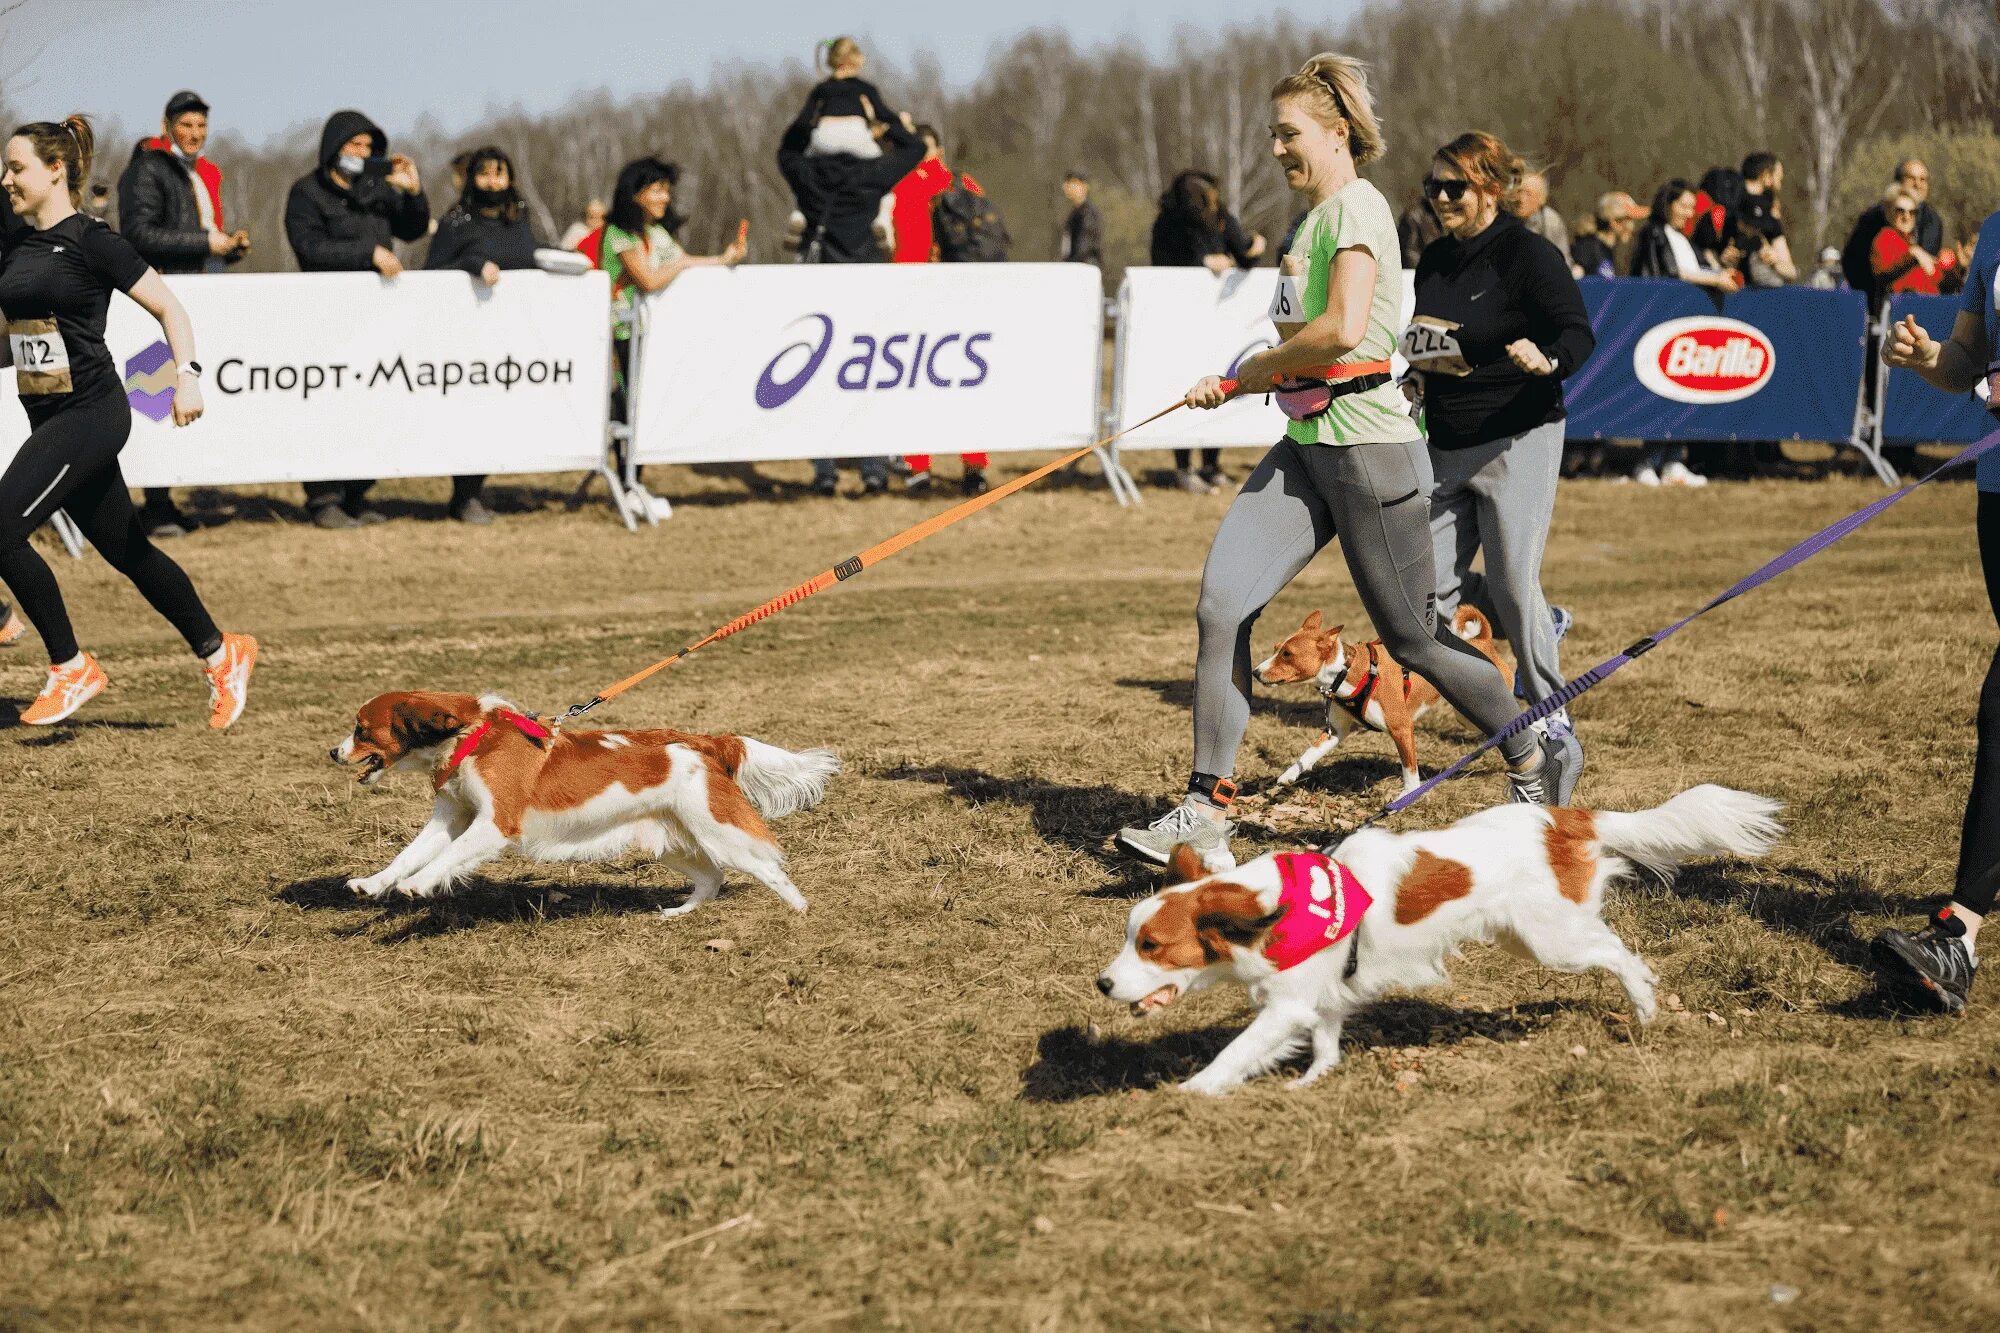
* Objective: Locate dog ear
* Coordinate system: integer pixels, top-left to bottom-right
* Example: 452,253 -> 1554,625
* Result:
1165,843 -> 1207,885
392,692 -> 478,748
1193,882 -> 1284,954
1320,623 -> 1345,647
1302,609 -> 1323,632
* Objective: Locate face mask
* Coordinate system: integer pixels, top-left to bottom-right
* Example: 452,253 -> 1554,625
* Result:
336,153 -> 367,177
469,186 -> 510,210
171,142 -> 199,164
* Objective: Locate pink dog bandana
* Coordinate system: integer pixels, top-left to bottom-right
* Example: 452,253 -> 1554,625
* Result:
1263,851 -> 1372,970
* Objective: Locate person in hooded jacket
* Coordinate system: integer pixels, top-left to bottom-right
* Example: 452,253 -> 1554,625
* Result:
116,90 -> 248,540
422,146 -> 542,525
283,109 -> 429,528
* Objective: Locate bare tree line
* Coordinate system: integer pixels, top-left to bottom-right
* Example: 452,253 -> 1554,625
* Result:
5,0 -> 1998,281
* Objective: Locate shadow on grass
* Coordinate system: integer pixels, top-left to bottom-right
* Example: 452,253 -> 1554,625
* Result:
1021,997 -> 1571,1101
878,762 -> 1157,869
1117,676 -> 1325,730
877,761 -> 1382,890
1663,862 -> 1940,971
4,712 -> 171,740
277,874 -> 680,943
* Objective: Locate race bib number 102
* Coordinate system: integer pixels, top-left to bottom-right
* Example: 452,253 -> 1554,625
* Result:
8,318 -> 73,396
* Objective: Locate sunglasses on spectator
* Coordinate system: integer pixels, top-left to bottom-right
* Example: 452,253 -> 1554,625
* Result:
1891,207 -> 1916,217
1423,176 -> 1473,203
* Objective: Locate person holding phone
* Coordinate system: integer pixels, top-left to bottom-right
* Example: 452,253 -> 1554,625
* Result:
0,116 -> 256,727
283,109 -> 430,528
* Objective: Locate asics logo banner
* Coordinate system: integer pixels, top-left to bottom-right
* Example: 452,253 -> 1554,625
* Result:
754,313 -> 992,410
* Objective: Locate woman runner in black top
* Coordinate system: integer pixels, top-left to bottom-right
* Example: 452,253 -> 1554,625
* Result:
1406,131 -> 1595,799
0,115 -> 255,727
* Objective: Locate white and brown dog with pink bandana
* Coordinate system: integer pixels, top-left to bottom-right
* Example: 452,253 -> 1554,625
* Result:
1095,785 -> 1781,1095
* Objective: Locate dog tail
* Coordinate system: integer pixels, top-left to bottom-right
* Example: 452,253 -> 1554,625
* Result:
734,739 -> 841,819
1592,785 -> 1783,881
1451,605 -> 1495,646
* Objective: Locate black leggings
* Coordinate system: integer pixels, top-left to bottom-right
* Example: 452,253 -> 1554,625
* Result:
1959,491 -> 2000,915
0,395 -> 220,664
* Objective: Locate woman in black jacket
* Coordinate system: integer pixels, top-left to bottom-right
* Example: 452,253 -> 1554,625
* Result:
1627,179 -> 1735,485
423,146 -> 543,524
1150,170 -> 1265,492
1407,132 -> 1595,790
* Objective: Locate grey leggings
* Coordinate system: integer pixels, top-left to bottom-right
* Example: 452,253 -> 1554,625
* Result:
1430,420 -> 1565,705
1193,436 -> 1536,779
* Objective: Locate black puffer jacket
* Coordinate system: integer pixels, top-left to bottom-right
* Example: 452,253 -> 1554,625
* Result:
283,110 -> 430,272
776,117 -> 923,264
116,141 -> 230,273
424,206 -> 541,275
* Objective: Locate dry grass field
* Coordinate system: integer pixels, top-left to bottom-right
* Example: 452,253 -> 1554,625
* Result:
2,453 -> 1996,1331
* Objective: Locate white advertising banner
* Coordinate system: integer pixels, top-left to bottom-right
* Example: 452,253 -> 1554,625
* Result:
1113,267 -> 1415,450
0,271 -> 612,487
631,263 -> 1103,464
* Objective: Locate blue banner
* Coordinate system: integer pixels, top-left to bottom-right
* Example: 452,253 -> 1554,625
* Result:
1882,293 -> 1993,445
1564,279 -> 1867,443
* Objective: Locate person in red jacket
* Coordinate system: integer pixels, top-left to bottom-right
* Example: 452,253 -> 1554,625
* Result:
891,126 -> 989,495
1872,188 -> 1960,296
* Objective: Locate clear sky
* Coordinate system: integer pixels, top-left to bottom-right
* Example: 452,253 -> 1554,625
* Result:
5,0 -> 1344,146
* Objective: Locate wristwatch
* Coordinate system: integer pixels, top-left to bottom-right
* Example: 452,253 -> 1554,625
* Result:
179,361 -> 204,379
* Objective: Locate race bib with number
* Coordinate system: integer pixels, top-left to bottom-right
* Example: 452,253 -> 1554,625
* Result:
1399,316 -> 1472,377
1269,255 -> 1309,339
8,318 -> 73,396
1268,273 -> 1304,324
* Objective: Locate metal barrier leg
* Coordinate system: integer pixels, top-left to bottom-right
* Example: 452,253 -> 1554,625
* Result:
600,462 -> 638,532
51,510 -> 87,560
1096,442 -> 1141,506
1849,304 -> 1900,488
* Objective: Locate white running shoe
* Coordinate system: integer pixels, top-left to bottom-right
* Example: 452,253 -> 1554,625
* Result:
1633,465 -> 1662,487
1661,460 -> 1709,488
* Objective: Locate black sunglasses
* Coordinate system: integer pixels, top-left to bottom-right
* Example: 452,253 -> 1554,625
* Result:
1423,176 -> 1473,203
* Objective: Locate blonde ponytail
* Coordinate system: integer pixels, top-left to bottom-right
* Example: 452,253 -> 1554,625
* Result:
1269,53 -> 1385,166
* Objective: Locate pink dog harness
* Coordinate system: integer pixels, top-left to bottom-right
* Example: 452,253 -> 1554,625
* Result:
1263,851 -> 1372,970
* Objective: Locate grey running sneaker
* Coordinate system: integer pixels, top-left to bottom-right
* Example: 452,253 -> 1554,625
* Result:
1115,800 -> 1237,871
1871,909 -> 1977,1015
1543,718 -> 1584,806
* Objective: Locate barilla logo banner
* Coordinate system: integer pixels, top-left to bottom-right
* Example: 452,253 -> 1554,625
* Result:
1632,316 -> 1777,405
632,264 -> 1102,465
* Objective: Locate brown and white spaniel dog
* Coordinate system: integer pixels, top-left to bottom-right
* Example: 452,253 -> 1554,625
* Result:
1254,605 -> 1513,795
1097,785 -> 1781,1095
331,691 -> 838,918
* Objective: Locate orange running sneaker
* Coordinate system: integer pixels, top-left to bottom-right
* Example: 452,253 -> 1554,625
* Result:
0,607 -> 25,648
21,653 -> 108,725
203,632 -> 258,730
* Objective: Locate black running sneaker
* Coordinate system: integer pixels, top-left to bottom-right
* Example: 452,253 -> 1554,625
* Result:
1871,908 -> 1978,1015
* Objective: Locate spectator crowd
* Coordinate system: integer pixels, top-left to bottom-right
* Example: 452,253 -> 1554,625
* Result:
14,52 -> 1981,527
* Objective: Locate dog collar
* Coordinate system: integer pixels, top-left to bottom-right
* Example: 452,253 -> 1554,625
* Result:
1264,851 -> 1372,970
439,709 -> 551,780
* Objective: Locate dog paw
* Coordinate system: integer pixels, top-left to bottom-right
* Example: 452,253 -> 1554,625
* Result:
1178,1073 -> 1234,1097
658,902 -> 698,920
348,876 -> 390,900
395,877 -> 441,900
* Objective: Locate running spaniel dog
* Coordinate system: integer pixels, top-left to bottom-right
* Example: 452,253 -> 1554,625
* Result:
330,691 -> 838,917
1255,605 -> 1513,795
1096,785 -> 1781,1095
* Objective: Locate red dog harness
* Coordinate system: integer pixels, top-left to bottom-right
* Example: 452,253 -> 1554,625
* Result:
439,709 -> 551,781
1263,851 -> 1372,970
